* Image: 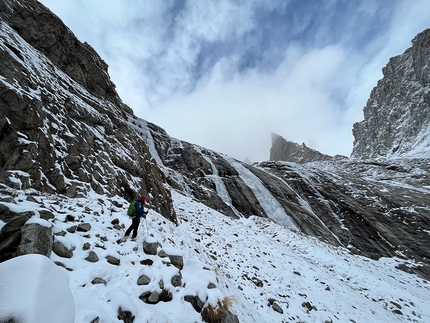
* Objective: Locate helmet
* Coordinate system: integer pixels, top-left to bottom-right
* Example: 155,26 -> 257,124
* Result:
140,195 -> 146,201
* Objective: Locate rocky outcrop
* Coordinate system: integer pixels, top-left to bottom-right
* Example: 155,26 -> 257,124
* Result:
352,28 -> 430,159
17,222 -> 53,257
270,133 -> 343,163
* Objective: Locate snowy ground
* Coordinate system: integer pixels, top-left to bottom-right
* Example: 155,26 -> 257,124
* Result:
0,188 -> 429,323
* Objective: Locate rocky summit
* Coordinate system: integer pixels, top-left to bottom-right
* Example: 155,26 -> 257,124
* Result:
0,0 -> 430,322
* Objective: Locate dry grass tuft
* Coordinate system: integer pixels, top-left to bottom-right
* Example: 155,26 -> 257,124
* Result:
201,296 -> 235,323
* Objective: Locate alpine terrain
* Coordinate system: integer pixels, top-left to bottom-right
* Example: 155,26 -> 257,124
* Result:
0,1 -> 429,322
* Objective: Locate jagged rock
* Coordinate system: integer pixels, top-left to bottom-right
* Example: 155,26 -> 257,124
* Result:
137,275 -> 151,286
111,218 -> 119,225
16,222 -> 52,258
85,251 -> 99,263
82,242 -> 91,250
142,241 -> 158,255
106,255 -> 120,266
52,238 -> 73,258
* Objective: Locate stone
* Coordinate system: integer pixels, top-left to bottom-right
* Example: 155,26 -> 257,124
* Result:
52,238 -> 73,258
140,259 -> 153,266
158,279 -> 164,289
142,241 -> 157,255
77,223 -> 92,232
168,255 -> 184,270
106,255 -> 120,266
184,295 -> 206,313
207,282 -> 216,289
67,225 -> 77,233
272,302 -> 284,314
139,291 -> 160,304
39,210 -> 55,220
171,273 -> 182,287
1,214 -> 31,236
85,250 -> 99,263
91,278 -> 107,286
137,275 -> 151,286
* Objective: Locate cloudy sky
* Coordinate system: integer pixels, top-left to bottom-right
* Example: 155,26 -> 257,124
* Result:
39,0 -> 430,162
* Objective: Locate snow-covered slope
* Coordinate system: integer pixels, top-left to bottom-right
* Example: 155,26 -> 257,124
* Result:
1,188 -> 429,322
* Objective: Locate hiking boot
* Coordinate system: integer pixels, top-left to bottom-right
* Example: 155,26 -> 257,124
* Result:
131,237 -> 136,241
124,235 -> 129,239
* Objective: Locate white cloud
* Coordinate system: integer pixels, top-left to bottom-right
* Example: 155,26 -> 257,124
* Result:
147,45 -> 353,162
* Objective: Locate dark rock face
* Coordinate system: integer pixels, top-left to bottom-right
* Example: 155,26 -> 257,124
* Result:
352,28 -> 430,159
0,0 -> 176,223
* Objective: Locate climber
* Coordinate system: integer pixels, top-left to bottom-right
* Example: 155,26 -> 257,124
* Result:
124,195 -> 148,241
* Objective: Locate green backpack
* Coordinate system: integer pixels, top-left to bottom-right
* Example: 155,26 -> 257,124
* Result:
127,201 -> 136,216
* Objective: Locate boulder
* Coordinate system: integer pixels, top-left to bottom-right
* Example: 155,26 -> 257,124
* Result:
85,250 -> 99,263
142,241 -> 158,255
17,222 -> 52,257
52,237 -> 73,258
77,223 -> 92,232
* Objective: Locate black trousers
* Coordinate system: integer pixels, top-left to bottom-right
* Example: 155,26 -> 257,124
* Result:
125,216 -> 140,238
